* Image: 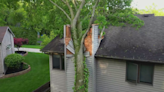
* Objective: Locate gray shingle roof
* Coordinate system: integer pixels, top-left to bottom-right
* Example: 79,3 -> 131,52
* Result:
41,36 -> 64,54
96,14 -> 164,63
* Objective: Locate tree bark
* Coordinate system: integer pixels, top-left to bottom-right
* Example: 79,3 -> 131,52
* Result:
74,46 -> 85,92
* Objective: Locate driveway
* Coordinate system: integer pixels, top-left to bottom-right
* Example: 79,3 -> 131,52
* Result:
14,48 -> 42,53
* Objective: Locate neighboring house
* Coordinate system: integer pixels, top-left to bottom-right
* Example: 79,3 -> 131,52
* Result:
0,27 -> 15,77
42,14 -> 164,92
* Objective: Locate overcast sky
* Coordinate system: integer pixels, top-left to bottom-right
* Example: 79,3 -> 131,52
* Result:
131,0 -> 164,9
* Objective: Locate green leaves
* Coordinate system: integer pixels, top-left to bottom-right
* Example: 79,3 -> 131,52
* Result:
5,54 -> 25,69
41,30 -> 57,49
94,15 -> 107,30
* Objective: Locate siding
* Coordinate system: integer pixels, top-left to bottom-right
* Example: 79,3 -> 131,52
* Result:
66,56 -> 75,92
1,30 -> 14,74
86,56 -> 94,92
49,55 -> 66,92
91,25 -> 99,92
0,45 -> 3,77
96,58 -> 164,92
92,25 -> 99,54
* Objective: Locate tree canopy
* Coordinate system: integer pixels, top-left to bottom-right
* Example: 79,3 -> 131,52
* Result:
0,0 -> 69,44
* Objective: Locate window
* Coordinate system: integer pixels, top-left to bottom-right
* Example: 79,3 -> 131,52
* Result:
6,44 -> 11,50
126,62 -> 154,84
52,55 -> 65,70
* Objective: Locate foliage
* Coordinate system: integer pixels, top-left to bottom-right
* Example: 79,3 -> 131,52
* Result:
136,4 -> 164,16
95,0 -> 144,30
5,54 -> 25,69
0,52 -> 49,92
12,27 -> 37,45
41,30 -> 56,49
23,64 -> 28,70
0,0 -> 68,44
14,38 -> 29,50
14,38 -> 23,48
73,60 -> 89,92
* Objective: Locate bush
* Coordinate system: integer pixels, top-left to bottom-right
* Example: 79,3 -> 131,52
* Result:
14,38 -> 29,50
5,54 -> 25,69
23,64 -> 28,70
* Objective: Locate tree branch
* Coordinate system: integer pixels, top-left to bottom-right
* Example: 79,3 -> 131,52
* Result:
71,0 -> 86,48
72,0 -> 78,11
99,26 -> 105,43
49,0 -> 71,21
66,0 -> 75,18
61,0 -> 75,19
73,0 -> 85,26
80,0 -> 100,45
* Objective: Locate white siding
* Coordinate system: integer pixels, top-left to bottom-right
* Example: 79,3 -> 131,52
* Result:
1,30 -> 15,74
86,56 -> 94,92
93,25 -> 99,54
49,55 -> 66,92
66,56 -> 75,92
96,58 -> 164,92
91,25 -> 99,92
0,45 -> 3,77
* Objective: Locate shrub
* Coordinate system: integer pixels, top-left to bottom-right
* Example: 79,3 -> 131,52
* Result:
22,38 -> 29,44
5,54 -> 25,69
23,64 -> 28,70
14,38 -> 23,48
14,38 -> 29,50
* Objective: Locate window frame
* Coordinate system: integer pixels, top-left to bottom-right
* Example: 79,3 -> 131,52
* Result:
52,54 -> 65,70
126,61 -> 154,85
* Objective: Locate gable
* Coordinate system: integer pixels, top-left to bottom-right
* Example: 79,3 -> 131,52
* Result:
0,26 -> 15,44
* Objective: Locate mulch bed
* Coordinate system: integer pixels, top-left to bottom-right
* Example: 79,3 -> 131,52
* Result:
15,51 -> 28,56
6,63 -> 28,74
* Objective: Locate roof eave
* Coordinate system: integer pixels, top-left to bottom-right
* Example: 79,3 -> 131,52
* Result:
95,55 -> 164,64
42,50 -> 64,54
8,27 -> 15,37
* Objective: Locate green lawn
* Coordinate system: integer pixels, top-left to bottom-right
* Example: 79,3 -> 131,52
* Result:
0,52 -> 50,92
22,45 -> 43,49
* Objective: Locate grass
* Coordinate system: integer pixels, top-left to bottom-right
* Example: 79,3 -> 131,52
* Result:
37,37 -> 44,42
0,52 -> 50,92
22,45 -> 43,49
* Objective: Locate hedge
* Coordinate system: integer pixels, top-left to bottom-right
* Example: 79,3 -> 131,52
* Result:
5,54 -> 25,69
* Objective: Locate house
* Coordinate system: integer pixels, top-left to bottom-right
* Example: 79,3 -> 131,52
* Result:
0,26 -> 15,77
42,14 -> 164,92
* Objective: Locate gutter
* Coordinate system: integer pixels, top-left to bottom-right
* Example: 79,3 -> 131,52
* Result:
95,55 -> 164,64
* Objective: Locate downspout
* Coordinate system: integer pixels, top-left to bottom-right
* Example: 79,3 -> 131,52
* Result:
64,25 -> 67,71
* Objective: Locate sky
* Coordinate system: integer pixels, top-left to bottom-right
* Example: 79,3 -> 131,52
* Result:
131,0 -> 164,9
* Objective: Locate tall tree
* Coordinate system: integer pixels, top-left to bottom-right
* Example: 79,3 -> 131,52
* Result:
48,0 -> 144,92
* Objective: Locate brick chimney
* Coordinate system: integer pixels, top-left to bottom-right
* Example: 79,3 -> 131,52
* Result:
64,24 -> 100,92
